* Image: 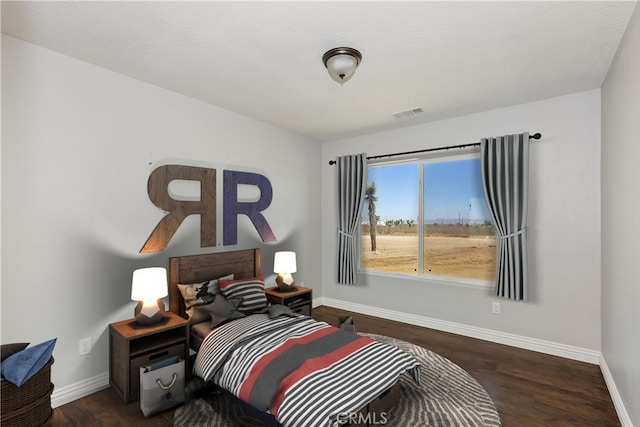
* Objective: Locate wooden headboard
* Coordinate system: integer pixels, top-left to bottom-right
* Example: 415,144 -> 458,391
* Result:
168,248 -> 261,319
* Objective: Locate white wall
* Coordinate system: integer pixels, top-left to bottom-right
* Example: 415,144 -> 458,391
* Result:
601,2 -> 640,425
321,90 -> 602,352
1,35 -> 321,400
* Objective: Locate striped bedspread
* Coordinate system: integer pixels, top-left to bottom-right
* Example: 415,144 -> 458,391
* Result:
193,314 -> 420,427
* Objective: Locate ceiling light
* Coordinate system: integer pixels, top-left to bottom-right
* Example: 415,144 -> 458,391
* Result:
322,47 -> 362,85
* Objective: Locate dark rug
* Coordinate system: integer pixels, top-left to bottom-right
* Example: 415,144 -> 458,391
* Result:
174,334 -> 501,426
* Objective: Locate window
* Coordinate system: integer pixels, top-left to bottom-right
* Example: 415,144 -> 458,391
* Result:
360,151 -> 496,284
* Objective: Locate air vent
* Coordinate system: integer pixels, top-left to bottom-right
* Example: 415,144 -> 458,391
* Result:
392,107 -> 424,119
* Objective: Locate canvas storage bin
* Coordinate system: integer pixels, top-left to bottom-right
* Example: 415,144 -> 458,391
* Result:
139,358 -> 185,417
0,357 -> 54,427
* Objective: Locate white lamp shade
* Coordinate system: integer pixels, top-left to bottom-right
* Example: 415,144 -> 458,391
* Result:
326,54 -> 359,84
273,251 -> 297,274
131,267 -> 168,301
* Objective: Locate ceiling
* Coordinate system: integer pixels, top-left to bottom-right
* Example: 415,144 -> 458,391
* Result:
2,1 -> 637,142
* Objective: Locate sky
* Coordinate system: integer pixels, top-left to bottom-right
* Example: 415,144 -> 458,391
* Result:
364,157 -> 492,223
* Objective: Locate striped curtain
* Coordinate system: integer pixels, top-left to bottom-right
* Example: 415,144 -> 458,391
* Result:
480,133 -> 530,301
336,153 -> 367,285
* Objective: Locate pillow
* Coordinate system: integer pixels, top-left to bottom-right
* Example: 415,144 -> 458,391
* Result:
192,294 -> 245,328
1,338 -> 56,386
1,343 -> 29,362
218,275 -> 269,315
268,304 -> 297,319
339,315 -> 358,335
177,274 -> 234,310
187,304 -> 212,325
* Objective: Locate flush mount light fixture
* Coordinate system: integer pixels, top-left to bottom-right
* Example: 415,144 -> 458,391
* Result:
322,47 -> 362,85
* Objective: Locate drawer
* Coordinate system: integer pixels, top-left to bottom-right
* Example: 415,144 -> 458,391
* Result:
129,343 -> 184,402
284,293 -> 311,308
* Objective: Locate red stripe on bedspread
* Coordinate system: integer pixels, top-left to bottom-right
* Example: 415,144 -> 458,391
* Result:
270,336 -> 373,417
238,327 -> 335,402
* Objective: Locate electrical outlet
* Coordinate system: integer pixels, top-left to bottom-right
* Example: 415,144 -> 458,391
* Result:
492,301 -> 501,314
79,337 -> 91,356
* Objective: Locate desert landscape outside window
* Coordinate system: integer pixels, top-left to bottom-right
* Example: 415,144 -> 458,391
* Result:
360,152 -> 497,283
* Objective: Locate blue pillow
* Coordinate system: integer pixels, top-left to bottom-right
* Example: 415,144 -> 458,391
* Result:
1,342 -> 29,361
1,338 -> 56,386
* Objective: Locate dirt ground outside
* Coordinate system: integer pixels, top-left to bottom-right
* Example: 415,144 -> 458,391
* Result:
361,234 -> 497,281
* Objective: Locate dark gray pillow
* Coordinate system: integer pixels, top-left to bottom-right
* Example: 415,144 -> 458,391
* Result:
268,304 -> 297,319
193,294 -> 245,328
190,301 -> 215,325
339,315 -> 358,334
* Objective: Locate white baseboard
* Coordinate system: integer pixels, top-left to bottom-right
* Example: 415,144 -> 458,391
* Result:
318,297 -> 601,364
51,371 -> 109,408
600,355 -> 634,426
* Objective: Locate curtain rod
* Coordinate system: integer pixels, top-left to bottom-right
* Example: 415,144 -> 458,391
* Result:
328,132 -> 542,165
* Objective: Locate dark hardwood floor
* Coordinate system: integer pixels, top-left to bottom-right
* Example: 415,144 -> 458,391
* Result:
52,306 -> 619,426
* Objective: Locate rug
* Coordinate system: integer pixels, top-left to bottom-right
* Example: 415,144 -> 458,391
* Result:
174,334 -> 501,426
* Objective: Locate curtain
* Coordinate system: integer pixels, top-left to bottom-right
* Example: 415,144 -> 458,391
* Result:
336,153 -> 367,285
480,133 -> 530,301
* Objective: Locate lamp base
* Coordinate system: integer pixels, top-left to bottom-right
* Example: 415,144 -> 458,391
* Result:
275,274 -> 297,293
134,300 -> 165,326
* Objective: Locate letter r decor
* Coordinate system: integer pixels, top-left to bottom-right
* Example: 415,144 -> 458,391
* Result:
223,170 -> 276,246
140,165 -> 216,253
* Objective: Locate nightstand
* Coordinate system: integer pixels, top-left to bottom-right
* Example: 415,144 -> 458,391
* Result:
265,285 -> 313,316
109,311 -> 188,404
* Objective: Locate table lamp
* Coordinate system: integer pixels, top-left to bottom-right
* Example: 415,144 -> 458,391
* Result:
274,251 -> 297,292
131,267 -> 168,325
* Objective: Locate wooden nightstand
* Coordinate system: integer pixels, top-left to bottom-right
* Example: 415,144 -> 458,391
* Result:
109,311 -> 188,404
265,285 -> 313,316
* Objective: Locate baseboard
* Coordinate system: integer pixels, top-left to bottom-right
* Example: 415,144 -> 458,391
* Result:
51,371 -> 109,408
319,297 -> 601,364
600,355 -> 634,426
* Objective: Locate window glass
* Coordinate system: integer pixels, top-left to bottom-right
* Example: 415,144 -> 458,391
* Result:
423,156 -> 496,281
361,163 -> 418,275
360,152 -> 496,283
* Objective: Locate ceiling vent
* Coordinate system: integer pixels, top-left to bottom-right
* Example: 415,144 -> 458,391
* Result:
392,107 -> 424,119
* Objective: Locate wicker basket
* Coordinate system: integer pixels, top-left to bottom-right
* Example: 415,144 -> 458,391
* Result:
1,357 -> 54,427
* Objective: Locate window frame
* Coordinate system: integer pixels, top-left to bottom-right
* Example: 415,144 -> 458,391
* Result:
359,148 -> 496,288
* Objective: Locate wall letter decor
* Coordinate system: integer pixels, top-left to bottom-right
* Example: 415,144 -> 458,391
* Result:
140,165 -> 277,253
140,165 -> 216,253
223,170 -> 276,245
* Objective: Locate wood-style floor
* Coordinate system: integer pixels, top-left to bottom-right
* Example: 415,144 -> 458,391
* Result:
52,306 -> 620,426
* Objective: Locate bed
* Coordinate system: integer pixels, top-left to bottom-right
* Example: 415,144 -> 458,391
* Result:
168,248 -> 420,427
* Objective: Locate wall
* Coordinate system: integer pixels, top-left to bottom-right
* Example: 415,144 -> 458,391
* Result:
601,1 -> 640,425
321,90 -> 602,354
1,35 -> 321,403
